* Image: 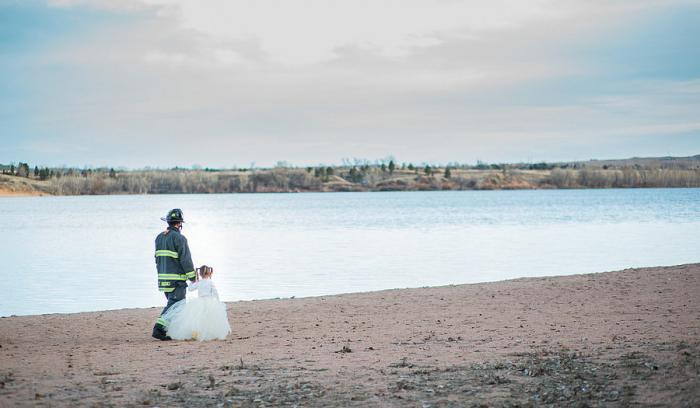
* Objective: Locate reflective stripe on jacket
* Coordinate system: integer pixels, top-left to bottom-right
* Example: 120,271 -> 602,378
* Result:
155,227 -> 196,292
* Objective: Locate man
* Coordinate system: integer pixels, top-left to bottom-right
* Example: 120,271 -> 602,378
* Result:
152,208 -> 197,340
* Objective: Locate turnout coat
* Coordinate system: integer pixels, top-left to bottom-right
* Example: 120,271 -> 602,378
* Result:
155,226 -> 196,292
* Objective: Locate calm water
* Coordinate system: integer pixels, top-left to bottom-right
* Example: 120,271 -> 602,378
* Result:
1,189 -> 699,316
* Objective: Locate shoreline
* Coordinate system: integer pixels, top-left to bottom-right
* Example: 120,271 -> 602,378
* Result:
0,189 -> 48,197
0,263 -> 694,319
2,164 -> 700,196
1,264 -> 699,406
2,185 -> 700,199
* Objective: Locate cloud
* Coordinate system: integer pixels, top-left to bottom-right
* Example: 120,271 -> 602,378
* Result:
1,0 -> 699,167
44,0 -> 698,67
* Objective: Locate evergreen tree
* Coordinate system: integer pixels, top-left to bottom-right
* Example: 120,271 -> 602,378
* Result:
348,166 -> 357,182
109,168 -> 116,178
407,163 -> 414,171
314,167 -> 328,180
444,167 -> 452,179
424,165 -> 432,176
17,162 -> 30,177
10,164 -> 15,175
388,160 -> 395,174
380,163 -> 386,172
34,166 -> 39,178
348,166 -> 363,183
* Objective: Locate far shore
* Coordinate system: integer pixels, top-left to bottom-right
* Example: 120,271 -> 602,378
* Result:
1,264 -> 698,406
2,154 -> 700,196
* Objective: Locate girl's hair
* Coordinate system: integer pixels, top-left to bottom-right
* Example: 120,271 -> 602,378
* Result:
197,265 -> 214,278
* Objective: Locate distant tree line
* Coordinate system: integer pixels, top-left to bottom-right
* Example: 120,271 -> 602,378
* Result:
544,168 -> 700,188
2,163 -> 121,181
2,156 -> 699,195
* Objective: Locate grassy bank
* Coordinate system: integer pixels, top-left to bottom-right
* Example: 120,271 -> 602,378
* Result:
2,156 -> 700,195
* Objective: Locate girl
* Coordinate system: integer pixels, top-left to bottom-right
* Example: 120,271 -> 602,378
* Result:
163,265 -> 231,341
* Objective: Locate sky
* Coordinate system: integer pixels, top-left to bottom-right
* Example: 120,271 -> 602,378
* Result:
0,0 -> 699,168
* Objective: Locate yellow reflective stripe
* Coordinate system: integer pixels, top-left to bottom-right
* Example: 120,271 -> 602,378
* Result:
158,274 -> 187,281
155,250 -> 179,258
159,287 -> 175,292
156,317 -> 168,326
185,271 -> 196,279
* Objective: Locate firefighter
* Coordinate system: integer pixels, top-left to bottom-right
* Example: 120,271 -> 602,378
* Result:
152,208 -> 197,340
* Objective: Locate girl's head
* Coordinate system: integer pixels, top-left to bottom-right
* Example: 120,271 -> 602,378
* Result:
198,265 -> 213,279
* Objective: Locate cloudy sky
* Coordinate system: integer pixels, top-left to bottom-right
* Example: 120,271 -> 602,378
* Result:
1,0 -> 699,168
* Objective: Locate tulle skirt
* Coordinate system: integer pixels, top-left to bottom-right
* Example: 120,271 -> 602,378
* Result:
162,296 -> 231,341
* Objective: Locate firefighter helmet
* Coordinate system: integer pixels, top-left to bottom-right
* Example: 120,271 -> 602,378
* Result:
161,208 -> 185,223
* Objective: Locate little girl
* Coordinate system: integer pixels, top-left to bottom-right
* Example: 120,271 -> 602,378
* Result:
163,265 -> 231,341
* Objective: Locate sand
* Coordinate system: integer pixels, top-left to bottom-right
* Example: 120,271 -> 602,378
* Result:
1,264 -> 699,407
0,189 -> 47,197
0,175 -> 50,197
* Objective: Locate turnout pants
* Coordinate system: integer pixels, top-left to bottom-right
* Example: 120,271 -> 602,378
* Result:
152,285 -> 186,338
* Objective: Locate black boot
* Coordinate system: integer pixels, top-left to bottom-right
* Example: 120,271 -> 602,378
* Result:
152,324 -> 172,341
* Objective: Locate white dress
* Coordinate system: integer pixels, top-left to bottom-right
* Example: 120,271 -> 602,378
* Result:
163,279 -> 231,341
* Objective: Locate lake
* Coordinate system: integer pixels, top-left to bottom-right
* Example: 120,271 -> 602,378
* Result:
1,189 -> 699,316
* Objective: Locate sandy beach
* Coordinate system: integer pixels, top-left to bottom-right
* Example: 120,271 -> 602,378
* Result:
1,264 -> 699,407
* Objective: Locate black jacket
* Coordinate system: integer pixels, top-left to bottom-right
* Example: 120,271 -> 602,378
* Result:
155,227 -> 196,292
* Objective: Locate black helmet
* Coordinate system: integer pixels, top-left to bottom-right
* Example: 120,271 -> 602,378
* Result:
161,208 -> 185,223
